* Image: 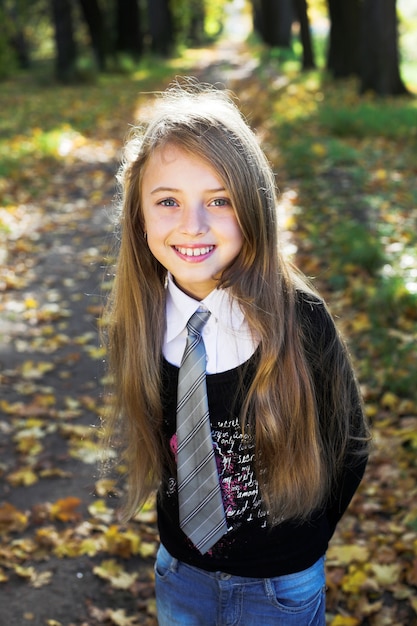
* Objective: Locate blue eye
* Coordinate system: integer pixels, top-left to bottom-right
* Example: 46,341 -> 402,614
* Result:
159,198 -> 178,207
211,198 -> 230,207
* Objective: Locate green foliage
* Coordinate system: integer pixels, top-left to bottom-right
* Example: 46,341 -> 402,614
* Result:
330,222 -> 386,277
0,36 -> 17,80
170,0 -> 227,46
261,58 -> 417,400
0,6 -> 18,79
318,100 -> 417,139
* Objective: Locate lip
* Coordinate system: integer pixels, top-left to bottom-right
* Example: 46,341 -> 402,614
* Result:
173,245 -> 215,261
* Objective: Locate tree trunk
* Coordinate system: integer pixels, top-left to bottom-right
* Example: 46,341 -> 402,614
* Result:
251,0 -> 263,36
293,0 -> 315,69
147,0 -> 173,56
116,0 -> 142,58
188,0 -> 205,45
360,0 -> 408,95
78,0 -> 107,71
259,0 -> 293,48
51,0 -> 77,82
327,0 -> 361,77
5,1 -> 31,68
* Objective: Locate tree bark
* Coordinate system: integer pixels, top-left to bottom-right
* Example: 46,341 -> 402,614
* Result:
51,0 -> 77,82
188,0 -> 205,45
293,0 -> 315,69
147,0 -> 173,55
327,0 -> 361,77
78,0 -> 107,71
360,0 -> 408,95
258,0 -> 293,48
116,0 -> 142,58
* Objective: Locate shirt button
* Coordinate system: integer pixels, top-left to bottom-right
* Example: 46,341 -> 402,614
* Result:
220,573 -> 232,580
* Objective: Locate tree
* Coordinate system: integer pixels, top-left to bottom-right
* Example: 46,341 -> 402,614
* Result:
360,0 -> 408,95
147,0 -> 173,55
327,0 -> 361,78
78,0 -> 107,71
187,0 -> 206,46
51,0 -> 77,81
258,0 -> 293,48
326,0 -> 408,96
252,0 -> 315,69
293,0 -> 315,69
115,0 -> 142,58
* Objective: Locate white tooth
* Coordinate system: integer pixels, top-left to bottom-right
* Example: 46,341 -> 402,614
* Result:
176,246 -> 213,256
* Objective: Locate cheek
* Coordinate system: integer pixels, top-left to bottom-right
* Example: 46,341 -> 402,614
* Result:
228,219 -> 245,253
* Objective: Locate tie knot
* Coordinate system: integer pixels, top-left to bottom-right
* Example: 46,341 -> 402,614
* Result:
187,309 -> 211,338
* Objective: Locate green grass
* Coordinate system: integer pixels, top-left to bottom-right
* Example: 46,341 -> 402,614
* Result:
257,53 -> 417,400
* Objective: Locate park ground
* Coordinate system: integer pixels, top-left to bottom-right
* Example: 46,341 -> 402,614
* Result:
1,28 -> 417,626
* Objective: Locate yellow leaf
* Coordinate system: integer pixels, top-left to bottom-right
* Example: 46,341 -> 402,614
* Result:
107,609 -> 140,626
0,503 -> 29,533
380,392 -> 400,410
330,616 -> 360,626
24,297 -> 38,309
80,537 -> 102,557
50,497 -> 81,522
88,499 -> 115,523
7,466 -> 38,487
84,345 -> 107,359
104,525 -> 141,558
139,541 -> 157,559
341,567 -> 368,594
327,544 -> 370,566
30,570 -> 53,588
14,564 -> 35,579
93,559 -> 138,589
16,436 -> 43,456
21,360 -> 54,380
68,439 -> 100,464
350,312 -> 372,332
94,478 -> 118,497
54,537 -> 83,558
370,563 -> 402,586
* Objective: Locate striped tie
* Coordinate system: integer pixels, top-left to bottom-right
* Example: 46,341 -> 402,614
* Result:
176,309 -> 227,554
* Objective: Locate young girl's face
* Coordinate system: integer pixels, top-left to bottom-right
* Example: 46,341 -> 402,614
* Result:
141,143 -> 244,300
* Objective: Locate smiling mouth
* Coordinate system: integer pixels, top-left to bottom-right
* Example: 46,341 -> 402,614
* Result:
174,245 -> 214,257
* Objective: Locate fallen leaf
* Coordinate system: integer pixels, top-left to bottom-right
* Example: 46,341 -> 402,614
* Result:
93,559 -> 138,589
327,544 -> 370,566
0,503 -> 29,533
107,609 -> 140,626
50,497 -> 82,522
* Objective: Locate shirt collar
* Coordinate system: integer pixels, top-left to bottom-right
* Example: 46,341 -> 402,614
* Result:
165,274 -> 246,343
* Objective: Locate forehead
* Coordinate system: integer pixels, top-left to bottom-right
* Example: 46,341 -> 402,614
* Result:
142,143 -> 223,182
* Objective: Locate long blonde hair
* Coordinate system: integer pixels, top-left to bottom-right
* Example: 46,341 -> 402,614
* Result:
103,79 -> 367,522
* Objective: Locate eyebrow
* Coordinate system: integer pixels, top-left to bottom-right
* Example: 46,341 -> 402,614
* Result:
150,186 -> 227,194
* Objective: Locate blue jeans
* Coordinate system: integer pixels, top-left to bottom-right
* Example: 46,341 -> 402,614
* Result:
155,544 -> 326,626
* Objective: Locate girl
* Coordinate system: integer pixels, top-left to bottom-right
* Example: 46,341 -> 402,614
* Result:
103,79 -> 369,625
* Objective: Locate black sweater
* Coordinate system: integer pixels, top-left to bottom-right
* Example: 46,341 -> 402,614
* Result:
157,293 -> 368,577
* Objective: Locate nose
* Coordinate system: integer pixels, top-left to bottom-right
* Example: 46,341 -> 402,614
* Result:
179,203 -> 208,236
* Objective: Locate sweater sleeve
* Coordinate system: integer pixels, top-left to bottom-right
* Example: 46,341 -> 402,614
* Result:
297,291 -> 369,535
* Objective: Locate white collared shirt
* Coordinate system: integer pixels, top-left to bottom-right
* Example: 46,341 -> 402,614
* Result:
164,276 -> 259,374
